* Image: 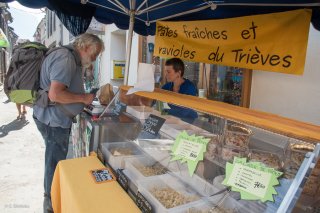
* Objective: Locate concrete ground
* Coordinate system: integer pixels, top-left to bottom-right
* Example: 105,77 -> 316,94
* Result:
0,89 -> 44,213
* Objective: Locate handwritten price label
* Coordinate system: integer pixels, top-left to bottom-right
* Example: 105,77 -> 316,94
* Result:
222,157 -> 283,202
171,131 -> 210,176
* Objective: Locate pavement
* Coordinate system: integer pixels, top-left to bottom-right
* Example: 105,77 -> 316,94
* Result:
0,89 -> 44,213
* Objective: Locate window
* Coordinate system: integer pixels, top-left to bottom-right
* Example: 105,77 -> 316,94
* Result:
46,10 -> 56,38
53,14 -> 56,32
206,65 -> 243,106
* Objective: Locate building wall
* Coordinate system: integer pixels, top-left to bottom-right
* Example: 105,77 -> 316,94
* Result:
0,4 -> 14,83
250,25 -> 320,125
44,10 -> 69,47
99,24 -> 140,88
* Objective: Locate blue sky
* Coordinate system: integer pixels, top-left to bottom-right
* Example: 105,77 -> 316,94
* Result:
8,2 -> 45,41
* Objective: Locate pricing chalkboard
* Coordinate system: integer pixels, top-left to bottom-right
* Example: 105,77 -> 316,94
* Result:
90,168 -> 115,183
136,191 -> 152,213
142,114 -> 165,136
116,169 -> 129,191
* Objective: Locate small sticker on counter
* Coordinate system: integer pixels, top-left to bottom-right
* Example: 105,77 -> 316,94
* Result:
91,168 -> 115,183
136,191 -> 152,213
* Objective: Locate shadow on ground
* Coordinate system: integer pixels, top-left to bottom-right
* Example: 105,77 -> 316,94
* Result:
0,118 -> 30,138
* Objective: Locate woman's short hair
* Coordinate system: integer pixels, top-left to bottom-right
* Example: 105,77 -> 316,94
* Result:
73,33 -> 105,54
165,58 -> 185,77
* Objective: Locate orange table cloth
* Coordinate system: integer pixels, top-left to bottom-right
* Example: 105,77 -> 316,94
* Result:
51,156 -> 140,213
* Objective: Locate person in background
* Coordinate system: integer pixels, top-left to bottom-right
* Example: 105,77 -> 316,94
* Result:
13,39 -> 30,120
16,103 -> 27,120
33,33 -> 104,213
162,58 -> 198,123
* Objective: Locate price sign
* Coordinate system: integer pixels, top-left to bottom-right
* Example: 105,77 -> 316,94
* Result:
171,131 -> 210,176
90,168 -> 116,184
222,157 -> 283,202
136,191 -> 153,213
226,163 -> 271,198
142,114 -> 165,136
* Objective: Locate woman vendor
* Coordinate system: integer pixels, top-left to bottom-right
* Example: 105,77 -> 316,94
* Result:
162,58 -> 198,123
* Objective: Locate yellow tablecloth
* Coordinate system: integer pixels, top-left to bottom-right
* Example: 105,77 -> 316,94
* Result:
51,156 -> 141,213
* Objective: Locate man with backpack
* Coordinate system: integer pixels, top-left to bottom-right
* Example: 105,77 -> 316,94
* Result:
32,33 -> 104,213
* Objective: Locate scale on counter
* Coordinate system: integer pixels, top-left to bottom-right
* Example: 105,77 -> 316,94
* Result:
84,99 -> 106,116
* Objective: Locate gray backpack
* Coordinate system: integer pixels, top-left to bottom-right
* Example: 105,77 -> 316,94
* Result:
4,42 -> 77,108
4,42 -> 48,105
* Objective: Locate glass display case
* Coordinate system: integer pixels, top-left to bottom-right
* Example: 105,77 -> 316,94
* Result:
95,87 -> 320,213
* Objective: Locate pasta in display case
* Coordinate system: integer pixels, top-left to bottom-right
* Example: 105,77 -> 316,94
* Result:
95,86 -> 320,213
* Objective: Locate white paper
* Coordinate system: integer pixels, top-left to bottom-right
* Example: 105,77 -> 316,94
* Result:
127,63 -> 155,95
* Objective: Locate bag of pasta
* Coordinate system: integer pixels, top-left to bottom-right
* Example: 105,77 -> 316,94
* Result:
98,83 -> 114,105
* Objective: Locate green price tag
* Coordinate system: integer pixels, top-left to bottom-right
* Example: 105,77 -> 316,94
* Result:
222,157 -> 283,202
170,131 -> 210,176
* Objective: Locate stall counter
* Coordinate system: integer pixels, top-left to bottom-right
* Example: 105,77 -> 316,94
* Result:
51,156 -> 140,213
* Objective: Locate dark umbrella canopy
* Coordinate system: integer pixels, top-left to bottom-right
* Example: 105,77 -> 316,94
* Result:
1,0 -> 320,36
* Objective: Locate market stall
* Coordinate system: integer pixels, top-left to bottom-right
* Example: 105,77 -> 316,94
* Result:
63,86 -> 320,213
64,7 -> 320,213
3,1 -> 320,212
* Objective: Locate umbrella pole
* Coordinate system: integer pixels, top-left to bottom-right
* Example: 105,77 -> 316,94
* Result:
124,10 -> 135,85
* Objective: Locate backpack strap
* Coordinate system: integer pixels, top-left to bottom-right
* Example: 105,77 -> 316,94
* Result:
45,45 -> 81,67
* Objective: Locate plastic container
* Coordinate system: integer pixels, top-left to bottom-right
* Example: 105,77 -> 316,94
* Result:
137,139 -> 174,151
183,194 -> 246,213
224,125 -> 252,148
170,172 -> 219,197
204,135 -> 220,162
137,174 -> 207,213
126,105 -> 160,119
302,175 -> 319,196
101,142 -> 145,170
220,145 -> 247,163
123,156 -> 187,194
160,123 -> 200,139
160,115 -> 182,124
122,169 -> 139,195
289,142 -> 315,166
248,149 -> 284,171
125,156 -> 170,179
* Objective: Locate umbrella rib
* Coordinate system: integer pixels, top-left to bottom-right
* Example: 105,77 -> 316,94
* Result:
136,0 -> 148,12
89,0 -> 146,22
137,0 -> 172,15
88,1 -> 128,15
113,0 -> 127,11
106,0 -> 128,13
215,2 -> 320,7
148,4 -> 211,23
137,0 -> 191,15
129,0 -> 132,10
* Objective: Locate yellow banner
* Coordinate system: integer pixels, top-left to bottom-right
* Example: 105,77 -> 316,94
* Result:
154,9 -> 311,75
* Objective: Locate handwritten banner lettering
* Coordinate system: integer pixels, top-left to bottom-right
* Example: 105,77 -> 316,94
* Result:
154,9 -> 311,75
